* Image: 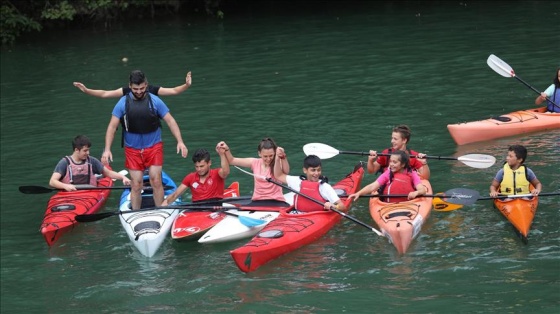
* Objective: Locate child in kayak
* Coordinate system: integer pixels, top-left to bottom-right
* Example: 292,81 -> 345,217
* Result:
273,154 -> 345,213
367,124 -> 430,180
161,144 -> 230,206
348,150 -> 427,203
534,68 -> 560,113
489,144 -> 542,199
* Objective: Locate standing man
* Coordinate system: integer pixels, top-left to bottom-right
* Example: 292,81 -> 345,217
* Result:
102,70 -> 188,209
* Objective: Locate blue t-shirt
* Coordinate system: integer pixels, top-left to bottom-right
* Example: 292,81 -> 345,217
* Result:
112,93 -> 170,149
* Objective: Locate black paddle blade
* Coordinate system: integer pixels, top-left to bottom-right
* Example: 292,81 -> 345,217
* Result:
440,188 -> 481,205
75,212 -> 116,223
19,186 -> 53,194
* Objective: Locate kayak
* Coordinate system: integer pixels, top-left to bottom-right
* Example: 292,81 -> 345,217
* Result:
447,107 -> 560,145
493,187 -> 538,243
369,179 -> 433,254
230,162 -> 364,273
170,182 -> 241,241
40,168 -> 115,246
196,192 -> 294,243
119,170 -> 179,257
198,209 -> 281,244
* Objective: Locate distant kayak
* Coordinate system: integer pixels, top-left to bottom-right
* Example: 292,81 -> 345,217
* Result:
447,106 -> 560,145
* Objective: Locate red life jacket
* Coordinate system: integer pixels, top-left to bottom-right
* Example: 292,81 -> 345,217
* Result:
294,180 -> 327,212
61,156 -> 97,186
382,171 -> 415,203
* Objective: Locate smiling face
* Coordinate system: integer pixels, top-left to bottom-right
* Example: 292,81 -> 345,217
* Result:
303,166 -> 322,182
130,82 -> 148,100
390,131 -> 408,150
258,148 -> 275,166
388,154 -> 405,173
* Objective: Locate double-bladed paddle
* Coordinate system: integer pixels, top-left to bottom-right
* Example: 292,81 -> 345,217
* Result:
487,54 -> 559,110
302,143 -> 496,169
233,166 -> 384,236
19,184 -> 174,194
432,191 -> 560,211
75,204 -> 267,227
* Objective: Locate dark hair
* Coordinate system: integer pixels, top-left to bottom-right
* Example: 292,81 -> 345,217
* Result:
553,67 -> 560,88
509,144 -> 527,164
303,155 -> 322,168
258,137 -> 278,171
192,148 -> 211,163
129,70 -> 147,85
392,125 -> 412,142
391,150 -> 412,171
72,135 -> 91,150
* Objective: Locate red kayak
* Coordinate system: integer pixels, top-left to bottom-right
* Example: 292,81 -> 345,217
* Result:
170,182 -> 240,240
40,168 -> 115,246
230,162 -> 364,273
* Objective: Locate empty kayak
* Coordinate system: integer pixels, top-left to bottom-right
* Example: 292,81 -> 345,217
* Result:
230,162 -> 364,273
170,182 -> 241,241
447,107 -> 560,145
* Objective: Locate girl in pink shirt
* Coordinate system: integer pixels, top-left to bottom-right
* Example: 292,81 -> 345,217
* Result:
220,138 -> 290,205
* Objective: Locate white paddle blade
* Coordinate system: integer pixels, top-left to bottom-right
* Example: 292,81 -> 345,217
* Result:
487,54 -> 514,78
302,143 -> 340,159
458,154 -> 496,169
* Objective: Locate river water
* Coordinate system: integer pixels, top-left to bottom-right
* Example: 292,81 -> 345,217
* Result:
1,1 -> 558,313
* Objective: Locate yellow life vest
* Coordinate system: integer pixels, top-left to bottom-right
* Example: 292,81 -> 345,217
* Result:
501,164 -> 530,195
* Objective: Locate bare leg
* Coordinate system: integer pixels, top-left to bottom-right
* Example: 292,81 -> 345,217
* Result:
149,165 -> 164,206
129,169 -> 144,210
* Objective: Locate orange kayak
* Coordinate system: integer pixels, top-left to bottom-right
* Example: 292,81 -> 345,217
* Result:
447,107 -> 560,145
493,193 -> 538,243
369,180 -> 433,254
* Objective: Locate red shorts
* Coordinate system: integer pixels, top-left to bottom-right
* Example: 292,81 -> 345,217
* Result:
124,142 -> 164,170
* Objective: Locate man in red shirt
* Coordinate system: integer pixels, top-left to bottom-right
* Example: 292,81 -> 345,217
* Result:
162,144 -> 230,205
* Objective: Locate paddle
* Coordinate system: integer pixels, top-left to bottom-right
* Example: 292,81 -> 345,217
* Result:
487,54 -> 559,110
433,191 -> 560,211
19,184 -> 174,194
74,205 -> 267,226
345,188 -> 480,202
303,143 -> 496,169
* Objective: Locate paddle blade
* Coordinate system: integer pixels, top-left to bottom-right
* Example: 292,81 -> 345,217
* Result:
441,188 -> 481,206
487,54 -> 514,78
75,212 -> 117,223
238,215 -> 267,227
19,186 -> 53,194
457,154 -> 496,169
432,193 -> 464,212
303,143 -> 339,159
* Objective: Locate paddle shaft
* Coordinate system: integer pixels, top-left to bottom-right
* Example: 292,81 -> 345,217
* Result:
336,150 -> 470,161
266,178 -> 384,236
477,192 -> 559,201
19,185 -> 173,194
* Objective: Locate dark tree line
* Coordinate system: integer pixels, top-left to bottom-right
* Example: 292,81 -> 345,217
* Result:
0,0 -> 225,45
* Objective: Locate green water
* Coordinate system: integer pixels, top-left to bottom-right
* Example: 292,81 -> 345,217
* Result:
1,1 -> 559,313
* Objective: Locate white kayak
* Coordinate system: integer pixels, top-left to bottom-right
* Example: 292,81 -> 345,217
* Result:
198,193 -> 294,244
118,171 -> 179,257
198,209 -> 280,244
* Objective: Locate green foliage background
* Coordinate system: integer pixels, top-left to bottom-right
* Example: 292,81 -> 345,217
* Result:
0,0 -> 223,45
